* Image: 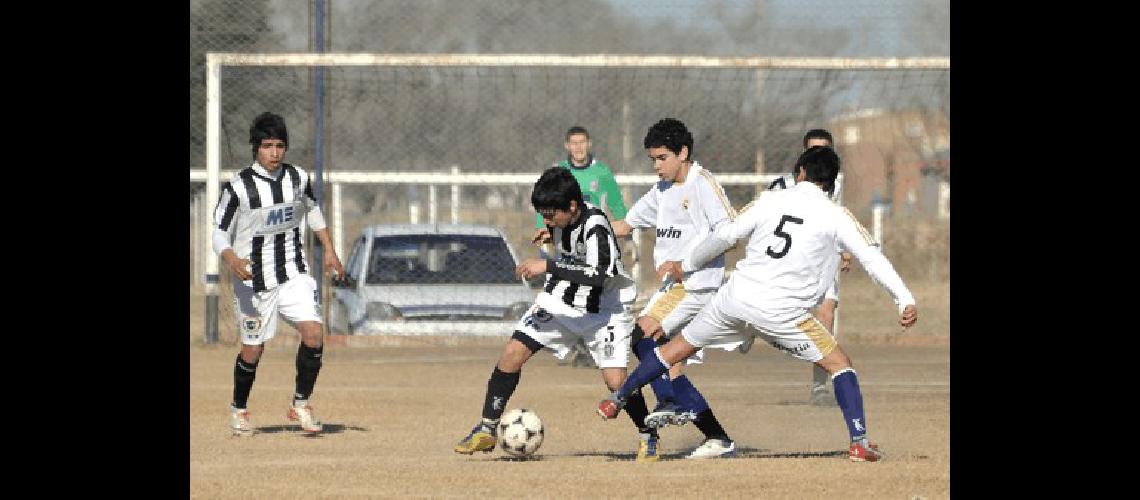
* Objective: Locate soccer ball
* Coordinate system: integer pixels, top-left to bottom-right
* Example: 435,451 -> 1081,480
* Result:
497,408 -> 544,457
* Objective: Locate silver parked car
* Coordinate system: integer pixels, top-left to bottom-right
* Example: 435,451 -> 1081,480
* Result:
329,224 -> 537,335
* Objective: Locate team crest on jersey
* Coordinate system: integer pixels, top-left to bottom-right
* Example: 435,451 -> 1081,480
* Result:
242,317 -> 261,334
681,197 -> 689,210
590,180 -> 598,192
575,241 -> 587,256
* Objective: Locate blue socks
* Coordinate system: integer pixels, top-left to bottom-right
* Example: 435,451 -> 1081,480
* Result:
633,337 -> 677,404
671,375 -> 710,414
616,347 -> 668,400
832,368 -> 867,442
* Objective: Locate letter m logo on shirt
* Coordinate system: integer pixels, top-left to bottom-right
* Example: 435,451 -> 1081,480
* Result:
265,206 -> 295,226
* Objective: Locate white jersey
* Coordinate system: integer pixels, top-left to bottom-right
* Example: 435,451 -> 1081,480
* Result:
695,182 -> 913,322
767,172 -> 842,203
624,162 -> 735,291
213,162 -> 326,293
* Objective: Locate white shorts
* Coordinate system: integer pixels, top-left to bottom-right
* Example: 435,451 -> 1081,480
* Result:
513,302 -> 632,369
680,278 -> 838,363
231,274 -> 322,346
619,282 -> 638,313
641,281 -> 747,365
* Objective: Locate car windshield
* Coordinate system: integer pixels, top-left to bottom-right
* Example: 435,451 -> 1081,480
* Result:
366,234 -> 519,285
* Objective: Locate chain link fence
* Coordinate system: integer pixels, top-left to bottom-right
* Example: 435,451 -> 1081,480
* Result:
190,0 -> 949,342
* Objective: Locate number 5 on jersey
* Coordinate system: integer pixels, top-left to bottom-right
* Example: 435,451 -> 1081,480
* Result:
766,215 -> 804,259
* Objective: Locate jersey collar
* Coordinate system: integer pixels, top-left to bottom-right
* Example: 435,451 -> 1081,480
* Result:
795,180 -> 829,197
565,154 -> 595,169
250,162 -> 284,181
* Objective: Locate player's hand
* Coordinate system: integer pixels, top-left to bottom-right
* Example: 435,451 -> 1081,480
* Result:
840,252 -> 853,272
899,304 -> 918,329
532,228 -> 551,245
226,257 -> 253,281
516,258 -> 548,280
324,252 -> 345,279
656,261 -> 684,283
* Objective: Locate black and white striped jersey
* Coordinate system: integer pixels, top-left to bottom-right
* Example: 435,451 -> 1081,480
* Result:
542,202 -> 635,313
212,162 -> 326,292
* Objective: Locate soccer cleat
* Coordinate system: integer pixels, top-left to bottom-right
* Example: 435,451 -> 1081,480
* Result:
685,438 -> 736,459
645,401 -> 688,429
597,396 -> 624,420
287,404 -> 323,433
636,432 -> 660,462
454,424 -> 497,454
230,407 -> 253,437
848,440 -> 883,462
810,385 -> 838,407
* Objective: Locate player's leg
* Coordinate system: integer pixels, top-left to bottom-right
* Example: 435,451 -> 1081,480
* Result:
229,281 -> 276,436
771,313 -> 881,462
632,317 -> 681,424
599,288 -> 746,419
810,297 -> 839,406
279,275 -> 326,433
645,289 -> 731,444
455,334 -> 541,454
811,259 -> 842,405
456,305 -> 553,454
815,346 -> 882,462
593,317 -> 657,462
633,283 -> 685,424
231,344 -> 263,437
661,346 -> 735,458
657,341 -> 736,458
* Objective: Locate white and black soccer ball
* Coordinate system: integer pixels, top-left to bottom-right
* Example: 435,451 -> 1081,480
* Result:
497,408 -> 544,457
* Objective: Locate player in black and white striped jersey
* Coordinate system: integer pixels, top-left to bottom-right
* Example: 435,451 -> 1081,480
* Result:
454,167 -> 659,461
212,112 -> 345,436
767,129 -> 860,406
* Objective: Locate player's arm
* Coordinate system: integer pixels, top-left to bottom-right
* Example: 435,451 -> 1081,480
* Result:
313,228 -> 345,278
679,197 -> 764,273
611,219 -> 633,238
540,219 -> 613,287
212,182 -> 252,280
300,173 -> 344,278
614,188 -> 657,238
835,208 -> 917,326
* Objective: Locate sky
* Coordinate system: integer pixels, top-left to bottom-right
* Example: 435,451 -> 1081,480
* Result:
604,0 -> 943,56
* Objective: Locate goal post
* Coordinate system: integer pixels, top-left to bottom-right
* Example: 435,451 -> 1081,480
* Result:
198,52 -> 949,343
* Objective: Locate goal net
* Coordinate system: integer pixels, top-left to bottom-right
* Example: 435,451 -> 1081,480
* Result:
190,54 -> 949,341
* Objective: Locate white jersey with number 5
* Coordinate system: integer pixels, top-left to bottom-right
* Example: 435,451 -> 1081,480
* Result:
719,182 -> 913,322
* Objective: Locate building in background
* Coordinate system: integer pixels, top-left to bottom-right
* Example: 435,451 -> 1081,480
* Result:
827,108 -> 949,219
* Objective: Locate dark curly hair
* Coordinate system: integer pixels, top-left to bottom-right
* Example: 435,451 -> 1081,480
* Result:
531,166 -> 584,212
795,146 -> 840,193
643,118 -> 693,160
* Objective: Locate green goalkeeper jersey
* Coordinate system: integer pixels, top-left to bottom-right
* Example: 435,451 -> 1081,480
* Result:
535,155 -> 628,228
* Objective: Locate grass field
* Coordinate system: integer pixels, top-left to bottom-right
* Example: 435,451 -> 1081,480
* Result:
189,334 -> 949,498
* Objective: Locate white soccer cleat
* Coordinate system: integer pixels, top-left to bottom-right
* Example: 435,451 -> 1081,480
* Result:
685,438 -> 736,459
230,408 -> 253,437
287,404 -> 323,433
